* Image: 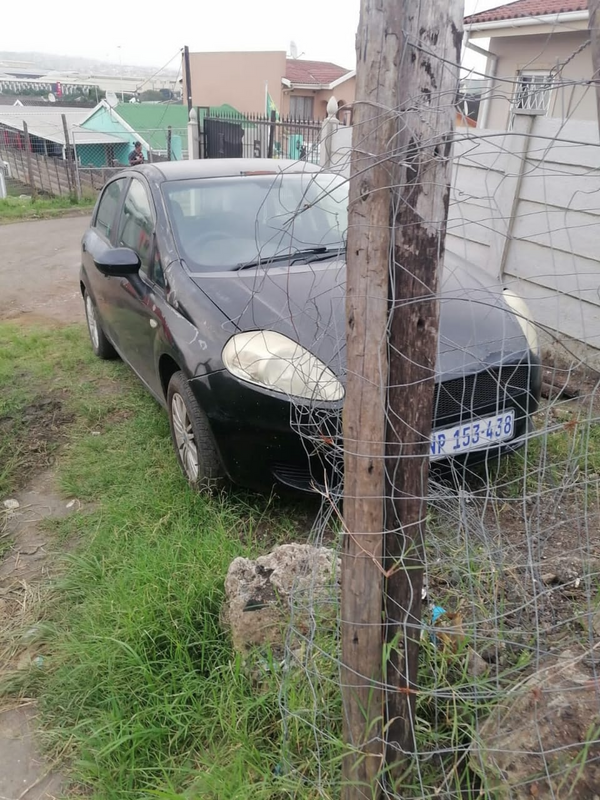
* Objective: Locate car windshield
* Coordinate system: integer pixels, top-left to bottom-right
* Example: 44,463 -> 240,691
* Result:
161,172 -> 348,270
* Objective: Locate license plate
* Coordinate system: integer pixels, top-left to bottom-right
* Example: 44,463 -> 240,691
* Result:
430,410 -> 515,459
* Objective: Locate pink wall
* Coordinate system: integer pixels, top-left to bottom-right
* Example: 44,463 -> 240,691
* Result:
187,51 -> 287,115
186,51 -> 356,120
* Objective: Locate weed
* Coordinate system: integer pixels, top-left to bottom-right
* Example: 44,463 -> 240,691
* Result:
0,320 -> 317,798
0,195 -> 94,223
3,321 -> 599,797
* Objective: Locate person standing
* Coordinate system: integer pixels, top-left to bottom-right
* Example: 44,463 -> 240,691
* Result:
128,141 -> 144,166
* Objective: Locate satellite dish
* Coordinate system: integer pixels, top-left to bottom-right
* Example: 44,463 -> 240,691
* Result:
47,92 -> 56,103
106,91 -> 119,108
290,41 -> 298,59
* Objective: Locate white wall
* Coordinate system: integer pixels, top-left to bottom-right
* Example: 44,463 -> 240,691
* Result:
484,30 -> 597,131
322,114 -> 600,363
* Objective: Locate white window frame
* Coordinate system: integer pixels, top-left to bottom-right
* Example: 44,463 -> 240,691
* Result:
512,69 -> 553,115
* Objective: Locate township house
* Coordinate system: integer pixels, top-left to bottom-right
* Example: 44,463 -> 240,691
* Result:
0,101 -> 245,172
184,51 -> 355,120
0,107 -> 124,164
464,0 -> 595,129
78,102 -> 190,164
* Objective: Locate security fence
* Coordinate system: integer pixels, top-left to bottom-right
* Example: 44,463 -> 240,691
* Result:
200,111 -> 323,163
0,107 -> 327,201
0,110 -> 188,198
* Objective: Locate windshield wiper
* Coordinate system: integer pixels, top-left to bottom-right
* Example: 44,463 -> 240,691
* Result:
237,247 -> 342,271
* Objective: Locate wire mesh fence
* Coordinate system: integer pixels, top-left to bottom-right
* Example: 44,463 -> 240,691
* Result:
4,9 -> 600,797
0,106 -> 190,198
0,108 -> 327,199
220,8 -> 600,800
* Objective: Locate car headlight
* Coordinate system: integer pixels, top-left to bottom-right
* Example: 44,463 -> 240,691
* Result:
222,330 -> 344,402
502,288 -> 539,354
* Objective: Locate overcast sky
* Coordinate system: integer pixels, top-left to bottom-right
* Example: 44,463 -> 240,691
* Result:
1,0 -> 502,71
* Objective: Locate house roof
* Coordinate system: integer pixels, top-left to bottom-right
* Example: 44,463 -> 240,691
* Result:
285,59 -> 353,86
0,95 -> 95,108
0,108 -> 126,145
464,0 -> 588,25
87,102 -> 243,152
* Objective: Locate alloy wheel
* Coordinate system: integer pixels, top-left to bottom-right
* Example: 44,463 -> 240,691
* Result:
85,294 -> 100,351
171,392 -> 199,481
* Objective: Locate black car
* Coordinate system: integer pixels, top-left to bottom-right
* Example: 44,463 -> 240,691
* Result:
80,159 -> 541,492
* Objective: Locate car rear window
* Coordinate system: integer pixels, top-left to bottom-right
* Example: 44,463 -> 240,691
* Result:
161,172 -> 348,270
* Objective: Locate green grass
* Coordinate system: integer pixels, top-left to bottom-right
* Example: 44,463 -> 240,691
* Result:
0,194 -> 94,223
3,321 -> 598,798
0,321 -> 141,496
0,320 -> 339,799
485,401 -> 600,500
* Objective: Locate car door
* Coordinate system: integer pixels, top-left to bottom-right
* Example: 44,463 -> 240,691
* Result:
82,176 -> 128,343
106,176 -> 167,398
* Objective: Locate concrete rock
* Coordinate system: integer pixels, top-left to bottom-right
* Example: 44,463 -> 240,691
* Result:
466,648 -> 489,678
222,544 -> 340,658
471,649 -> 600,798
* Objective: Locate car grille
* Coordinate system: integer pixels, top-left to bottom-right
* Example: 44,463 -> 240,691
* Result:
273,363 -> 533,488
433,364 -> 530,424
271,463 -> 325,492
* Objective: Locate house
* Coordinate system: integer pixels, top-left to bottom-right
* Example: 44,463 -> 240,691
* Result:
0,95 -> 96,108
0,107 -> 126,165
0,63 -> 177,101
463,0 -> 594,129
79,101 -> 243,164
283,59 -> 355,121
185,51 -> 355,120
79,101 -> 189,163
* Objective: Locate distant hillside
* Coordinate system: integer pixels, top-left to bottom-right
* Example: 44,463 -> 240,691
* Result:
0,51 -> 178,77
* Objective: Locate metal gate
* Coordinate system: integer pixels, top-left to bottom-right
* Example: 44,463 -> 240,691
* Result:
202,113 -> 322,163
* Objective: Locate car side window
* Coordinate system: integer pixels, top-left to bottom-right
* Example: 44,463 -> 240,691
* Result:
95,179 -> 126,239
118,179 -> 155,275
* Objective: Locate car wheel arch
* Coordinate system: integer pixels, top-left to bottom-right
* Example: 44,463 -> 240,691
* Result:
158,354 -> 184,399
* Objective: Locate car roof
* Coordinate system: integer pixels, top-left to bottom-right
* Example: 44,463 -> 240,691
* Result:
139,158 -> 324,182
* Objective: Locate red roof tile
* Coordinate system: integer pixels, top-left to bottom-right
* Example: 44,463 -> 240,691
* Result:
465,0 -> 587,25
285,59 -> 352,86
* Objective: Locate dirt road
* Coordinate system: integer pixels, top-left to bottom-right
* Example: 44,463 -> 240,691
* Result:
0,215 -> 90,324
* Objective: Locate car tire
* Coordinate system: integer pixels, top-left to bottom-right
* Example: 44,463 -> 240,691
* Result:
84,289 -> 117,360
167,371 -> 223,488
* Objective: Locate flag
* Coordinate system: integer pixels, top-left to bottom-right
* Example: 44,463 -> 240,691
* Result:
266,90 -> 279,120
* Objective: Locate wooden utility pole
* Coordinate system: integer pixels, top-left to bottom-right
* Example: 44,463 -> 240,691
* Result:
589,1 -> 600,122
342,1 -> 400,792
61,114 -> 74,197
383,2 -> 463,786
342,1 -> 463,797
22,122 -> 38,200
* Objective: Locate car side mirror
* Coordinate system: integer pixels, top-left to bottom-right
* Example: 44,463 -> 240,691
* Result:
94,247 -> 141,277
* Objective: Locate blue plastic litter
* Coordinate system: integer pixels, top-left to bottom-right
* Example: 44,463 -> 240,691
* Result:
430,605 -> 446,644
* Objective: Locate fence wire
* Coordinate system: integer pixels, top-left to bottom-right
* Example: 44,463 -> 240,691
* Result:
3,22 -> 600,800
240,26 -> 600,800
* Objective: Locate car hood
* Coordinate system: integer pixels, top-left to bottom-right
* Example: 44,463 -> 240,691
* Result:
188,252 -> 529,381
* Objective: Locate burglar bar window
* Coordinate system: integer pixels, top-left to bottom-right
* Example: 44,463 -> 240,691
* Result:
513,71 -> 553,113
290,96 -> 314,120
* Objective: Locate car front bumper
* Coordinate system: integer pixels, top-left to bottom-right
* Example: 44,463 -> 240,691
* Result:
190,355 -> 542,493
